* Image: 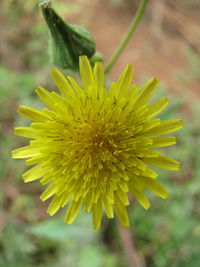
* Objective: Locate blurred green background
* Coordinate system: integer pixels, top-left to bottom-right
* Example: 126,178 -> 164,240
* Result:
0,0 -> 200,266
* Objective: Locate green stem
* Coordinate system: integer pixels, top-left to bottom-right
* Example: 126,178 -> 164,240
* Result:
105,0 -> 148,74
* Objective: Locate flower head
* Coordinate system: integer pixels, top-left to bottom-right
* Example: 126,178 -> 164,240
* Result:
12,56 -> 183,229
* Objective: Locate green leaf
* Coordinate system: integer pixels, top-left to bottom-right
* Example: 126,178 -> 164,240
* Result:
29,211 -> 96,242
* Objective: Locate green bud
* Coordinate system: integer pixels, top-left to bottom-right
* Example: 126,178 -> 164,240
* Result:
39,0 -> 96,70
89,52 -> 104,66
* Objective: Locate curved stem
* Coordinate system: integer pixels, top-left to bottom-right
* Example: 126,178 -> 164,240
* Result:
105,0 -> 149,74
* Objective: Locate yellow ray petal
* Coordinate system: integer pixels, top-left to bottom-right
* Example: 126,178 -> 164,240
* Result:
47,195 -> 62,216
118,180 -> 129,193
26,154 -> 47,165
143,154 -> 180,170
140,176 -> 169,199
12,146 -> 40,159
103,197 -> 114,218
141,119 -> 161,132
150,137 -> 176,148
84,194 -> 93,212
67,76 -> 82,94
35,86 -> 55,109
18,105 -> 50,122
115,189 -> 129,206
133,78 -> 159,109
127,84 -> 138,99
106,183 -> 115,204
92,199 -> 102,230
116,64 -> 134,98
40,175 -> 52,185
93,61 -> 104,90
146,97 -> 169,119
114,194 -> 130,227
128,183 -> 150,209
40,183 -> 58,201
79,56 -> 93,90
22,164 -> 47,182
65,199 -> 83,224
141,166 -> 158,179
93,62 -> 106,99
50,68 -> 75,97
14,127 -> 39,139
60,193 -> 72,208
142,119 -> 183,136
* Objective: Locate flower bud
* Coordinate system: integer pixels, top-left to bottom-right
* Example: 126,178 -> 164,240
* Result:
89,52 -> 104,66
40,0 -> 96,70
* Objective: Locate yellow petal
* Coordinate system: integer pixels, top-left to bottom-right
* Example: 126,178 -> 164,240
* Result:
140,176 -> 169,199
40,175 -> 53,185
116,64 -> 134,98
50,91 -> 66,105
133,78 -> 159,109
115,189 -> 129,206
40,183 -> 58,201
93,62 -> 106,99
22,164 -> 47,182
106,183 -> 115,204
65,199 -> 83,224
60,193 -> 72,208
150,137 -> 176,148
118,180 -> 129,193
93,62 -> 104,90
92,199 -> 102,230
26,154 -> 46,165
35,86 -> 55,109
67,76 -> 82,94
12,146 -> 40,158
139,150 -> 160,158
107,82 -> 117,98
103,197 -> 114,218
14,127 -> 39,139
147,97 -> 169,119
143,154 -> 180,170
114,193 -> 130,227
84,194 -> 93,212
50,68 -> 74,97
142,119 -> 183,136
141,166 -> 158,179
79,56 -> 93,90
142,119 -> 160,132
18,105 -> 50,122
128,183 -> 150,209
127,84 -> 138,99
47,195 -> 62,216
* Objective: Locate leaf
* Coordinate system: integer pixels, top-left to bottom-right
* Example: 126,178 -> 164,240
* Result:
29,211 -> 96,242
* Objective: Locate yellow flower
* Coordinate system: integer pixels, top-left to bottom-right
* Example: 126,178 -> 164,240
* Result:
12,56 -> 183,229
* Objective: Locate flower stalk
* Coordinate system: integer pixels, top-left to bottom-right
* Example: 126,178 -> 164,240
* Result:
105,0 -> 149,74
